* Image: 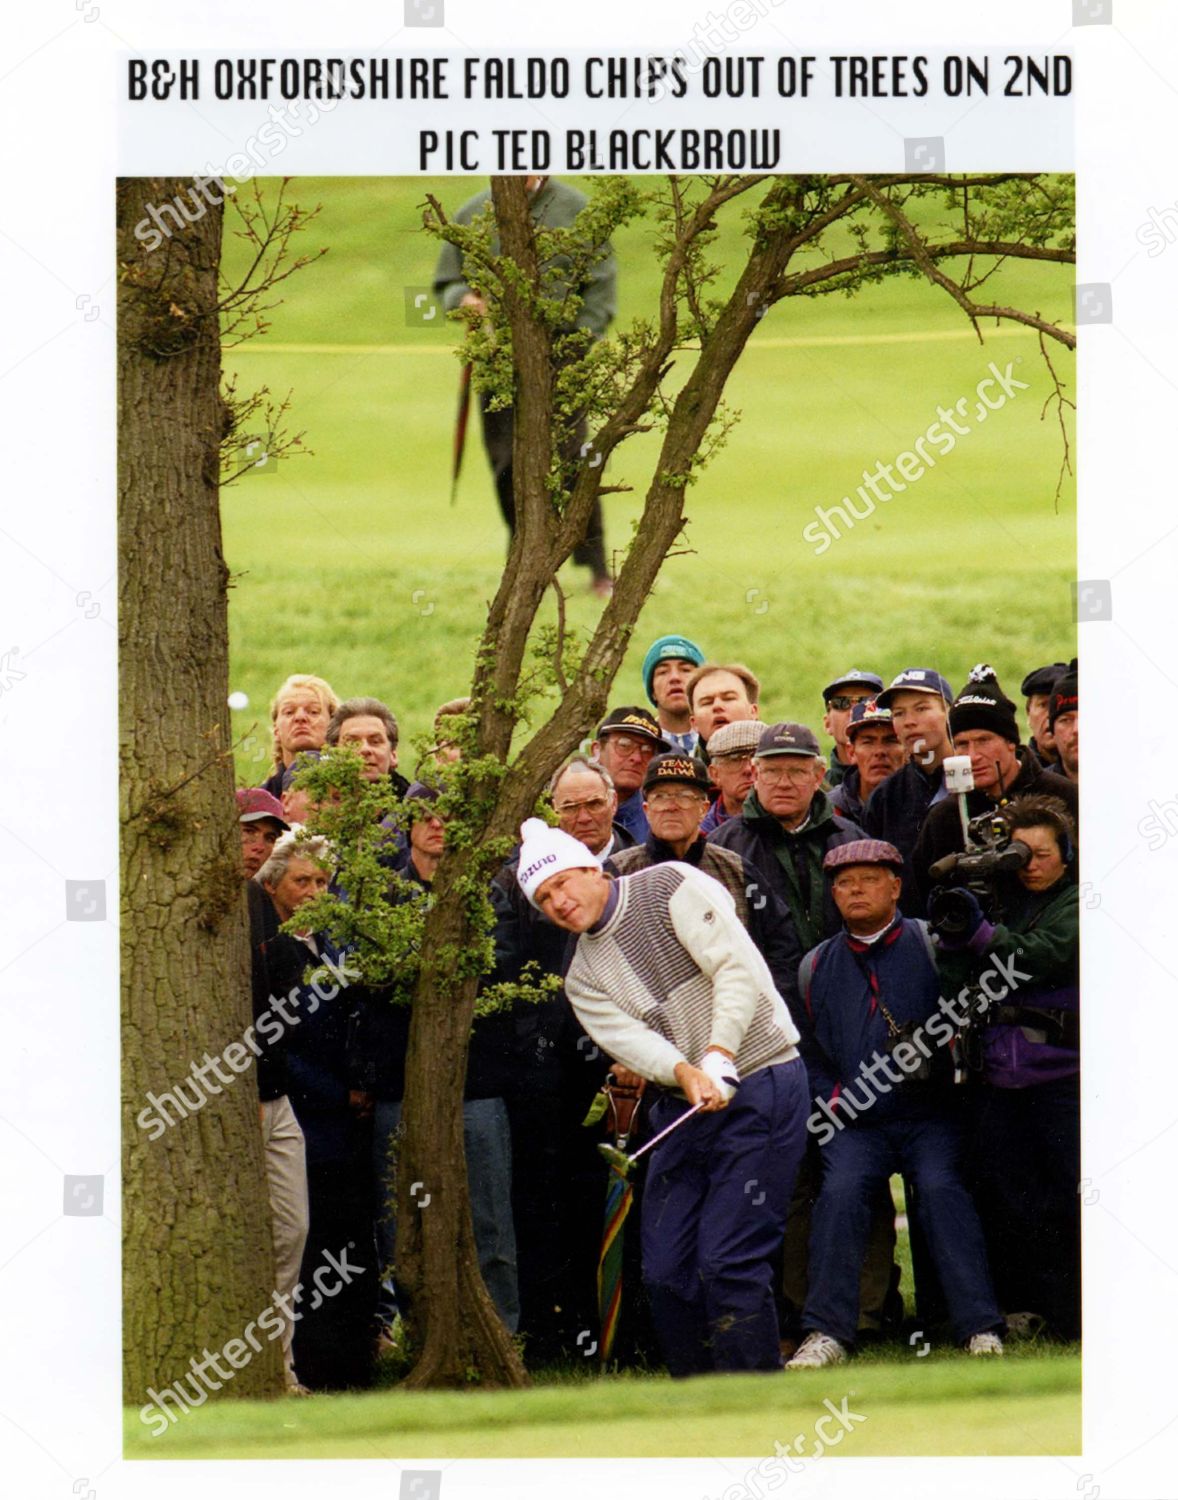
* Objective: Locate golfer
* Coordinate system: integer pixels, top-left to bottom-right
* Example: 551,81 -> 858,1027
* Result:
518,817 -> 809,1376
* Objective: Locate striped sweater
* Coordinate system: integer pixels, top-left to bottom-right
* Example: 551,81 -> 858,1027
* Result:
564,862 -> 801,1088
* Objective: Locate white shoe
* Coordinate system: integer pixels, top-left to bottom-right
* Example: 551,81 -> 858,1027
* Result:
785,1331 -> 848,1368
967,1331 -> 1004,1356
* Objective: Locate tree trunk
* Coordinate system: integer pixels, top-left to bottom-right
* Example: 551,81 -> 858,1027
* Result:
118,179 -> 283,1404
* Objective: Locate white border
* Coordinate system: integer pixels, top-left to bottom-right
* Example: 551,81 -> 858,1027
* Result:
3,1 -> 1176,1496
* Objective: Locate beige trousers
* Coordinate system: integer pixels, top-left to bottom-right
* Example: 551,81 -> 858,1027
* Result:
261,1095 -> 310,1384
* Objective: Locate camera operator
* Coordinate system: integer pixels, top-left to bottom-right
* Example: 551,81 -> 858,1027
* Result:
931,794 -> 1080,1341
912,667 -> 1077,910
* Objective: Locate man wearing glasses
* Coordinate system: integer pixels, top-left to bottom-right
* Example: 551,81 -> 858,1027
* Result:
700,719 -> 763,835
821,670 -> 884,789
591,706 -> 671,842
709,722 -> 866,955
549,756 -> 635,863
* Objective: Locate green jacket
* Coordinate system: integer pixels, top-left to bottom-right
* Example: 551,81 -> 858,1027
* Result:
432,178 -> 616,338
708,788 -> 867,954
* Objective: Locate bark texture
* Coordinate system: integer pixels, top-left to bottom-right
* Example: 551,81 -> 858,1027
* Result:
118,178 -> 282,1404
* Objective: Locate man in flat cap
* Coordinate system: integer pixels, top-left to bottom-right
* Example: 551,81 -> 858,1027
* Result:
700,719 -> 763,835
787,839 -> 1004,1367
1020,662 -> 1068,770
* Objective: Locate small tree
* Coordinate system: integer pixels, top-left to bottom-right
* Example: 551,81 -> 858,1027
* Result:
380,172 -> 1075,1388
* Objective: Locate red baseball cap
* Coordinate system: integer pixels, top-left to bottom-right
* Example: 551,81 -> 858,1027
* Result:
236,787 -> 289,828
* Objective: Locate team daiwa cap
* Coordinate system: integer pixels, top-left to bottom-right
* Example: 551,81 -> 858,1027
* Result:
875,667 -> 954,709
517,818 -> 600,908
642,753 -> 711,793
641,635 -> 705,704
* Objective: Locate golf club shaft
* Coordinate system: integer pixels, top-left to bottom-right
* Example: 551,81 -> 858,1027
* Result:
627,1101 -> 705,1163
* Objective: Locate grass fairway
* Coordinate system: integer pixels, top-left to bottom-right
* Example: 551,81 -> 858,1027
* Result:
125,1349 -> 1078,1460
220,176 -> 1075,783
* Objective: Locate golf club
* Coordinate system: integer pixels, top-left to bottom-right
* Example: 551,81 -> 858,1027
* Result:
598,1101 -> 705,1178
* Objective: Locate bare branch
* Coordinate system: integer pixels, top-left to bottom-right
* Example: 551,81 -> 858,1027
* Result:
1038,328 -> 1076,511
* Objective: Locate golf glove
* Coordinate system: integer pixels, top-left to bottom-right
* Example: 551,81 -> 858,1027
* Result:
700,1049 -> 740,1102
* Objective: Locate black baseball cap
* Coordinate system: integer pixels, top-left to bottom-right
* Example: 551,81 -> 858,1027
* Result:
755,721 -> 822,758
597,706 -> 671,749
643,753 -> 711,793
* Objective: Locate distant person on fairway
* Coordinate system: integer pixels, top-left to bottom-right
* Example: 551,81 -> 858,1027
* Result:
519,817 -> 810,1376
433,175 -> 617,596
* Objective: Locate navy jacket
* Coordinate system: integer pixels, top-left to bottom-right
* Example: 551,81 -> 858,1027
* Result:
265,930 -> 360,1165
830,766 -> 865,824
862,760 -> 949,915
707,788 -> 866,954
800,917 -> 953,1125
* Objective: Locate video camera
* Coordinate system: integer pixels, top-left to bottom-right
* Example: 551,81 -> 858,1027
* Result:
927,809 -> 1031,940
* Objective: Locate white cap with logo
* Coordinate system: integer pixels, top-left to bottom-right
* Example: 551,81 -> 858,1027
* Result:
517,817 -> 599,908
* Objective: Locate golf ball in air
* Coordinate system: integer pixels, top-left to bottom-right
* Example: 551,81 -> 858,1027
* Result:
228,691 -> 249,710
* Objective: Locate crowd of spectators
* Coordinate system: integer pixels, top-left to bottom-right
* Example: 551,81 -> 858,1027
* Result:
232,643 -> 1080,1388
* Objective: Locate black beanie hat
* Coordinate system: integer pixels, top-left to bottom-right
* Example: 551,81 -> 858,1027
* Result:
948,664 -> 1021,744
1048,658 -> 1078,729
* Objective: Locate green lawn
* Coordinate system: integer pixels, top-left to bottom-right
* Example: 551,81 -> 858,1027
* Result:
125,1349 -> 1079,1459
220,175 -> 1075,783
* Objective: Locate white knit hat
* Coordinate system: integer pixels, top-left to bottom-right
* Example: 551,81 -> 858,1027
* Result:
517,817 -> 598,908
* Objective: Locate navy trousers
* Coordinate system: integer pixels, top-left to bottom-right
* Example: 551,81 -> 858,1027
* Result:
641,1057 -> 809,1376
804,1113 -> 1001,1347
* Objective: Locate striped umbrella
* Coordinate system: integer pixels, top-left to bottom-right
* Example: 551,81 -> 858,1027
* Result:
596,1075 -> 643,1367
